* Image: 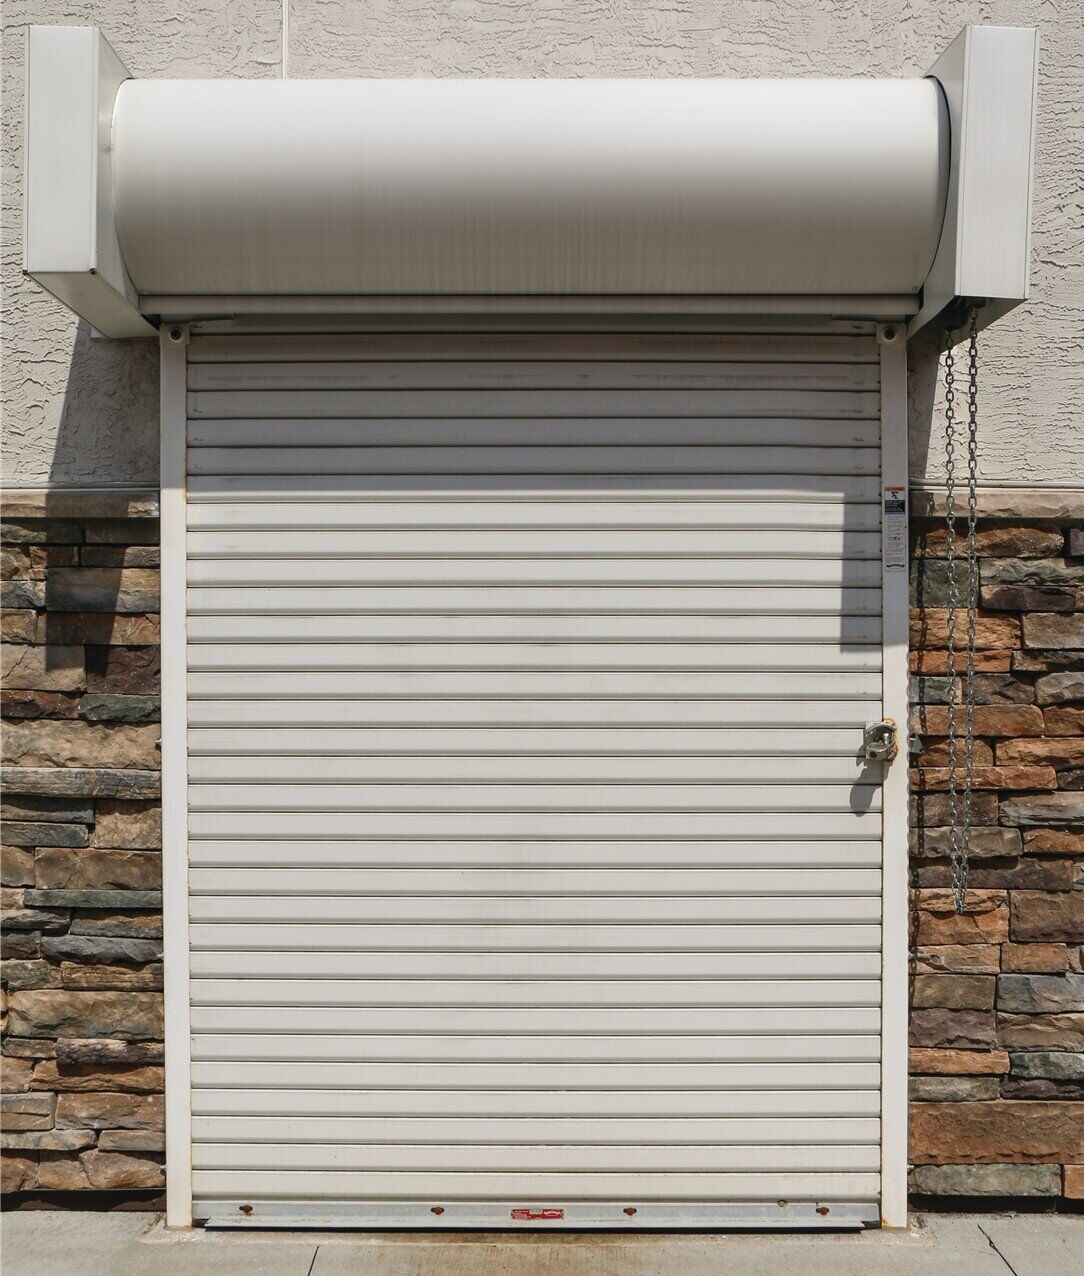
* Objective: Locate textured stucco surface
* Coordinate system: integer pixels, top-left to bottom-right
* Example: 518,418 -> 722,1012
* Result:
2,0 -> 1081,487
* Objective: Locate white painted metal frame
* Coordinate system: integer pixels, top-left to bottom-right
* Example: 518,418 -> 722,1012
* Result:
161,325 -> 193,1227
877,324 -> 910,1228
159,323 -> 912,1230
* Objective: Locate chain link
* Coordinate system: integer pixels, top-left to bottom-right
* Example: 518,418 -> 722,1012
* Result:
943,308 -> 980,913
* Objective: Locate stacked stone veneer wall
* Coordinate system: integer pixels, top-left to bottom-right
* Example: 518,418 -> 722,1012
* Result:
908,506 -> 1083,1203
1,491 -> 1082,1203
2,492 -> 163,1196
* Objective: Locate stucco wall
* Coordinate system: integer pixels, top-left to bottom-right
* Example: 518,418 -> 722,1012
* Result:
2,0 -> 1081,488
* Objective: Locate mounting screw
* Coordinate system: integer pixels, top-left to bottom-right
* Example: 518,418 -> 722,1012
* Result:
623,1206 -> 637,1216
169,326 -> 185,342
816,1206 -> 830,1216
239,1204 -> 253,1216
431,1206 -> 444,1215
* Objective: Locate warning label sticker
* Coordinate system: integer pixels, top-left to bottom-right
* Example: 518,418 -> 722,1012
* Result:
883,486 -> 908,571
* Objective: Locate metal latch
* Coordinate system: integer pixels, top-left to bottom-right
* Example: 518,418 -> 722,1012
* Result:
863,719 -> 898,762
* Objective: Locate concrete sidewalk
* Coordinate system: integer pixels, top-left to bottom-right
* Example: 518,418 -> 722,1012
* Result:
1,1210 -> 1082,1275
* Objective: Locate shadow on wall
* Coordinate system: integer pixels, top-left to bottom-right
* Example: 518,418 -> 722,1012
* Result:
40,318 -> 159,659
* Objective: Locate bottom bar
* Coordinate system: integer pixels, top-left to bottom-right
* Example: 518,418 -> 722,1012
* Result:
198,1199 -> 881,1231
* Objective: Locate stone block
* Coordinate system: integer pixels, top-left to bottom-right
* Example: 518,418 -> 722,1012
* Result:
998,737 -> 1085,767
911,792 -> 1000,827
910,827 -> 1021,859
1023,613 -> 1084,650
78,694 -> 160,724
54,1038 -> 164,1067
910,1075 -> 1001,1101
914,739 -> 996,768
80,546 -> 160,568
75,1149 -> 164,1189
914,945 -> 1001,974
1,1152 -> 38,1192
916,860 -> 1074,892
35,613 -> 161,646
0,645 -> 83,692
983,558 -> 1084,588
0,796 -> 94,825
911,559 -> 979,607
1001,793 -> 1084,828
1059,767 -> 1084,791
909,1048 -> 1010,1075
1,846 -> 35,887
1,720 -> 160,770
987,586 -> 1085,614
0,517 -> 84,543
32,1061 -> 164,1094
6,990 -> 163,1040
997,1013 -> 1083,1050
910,1100 -> 1082,1164
90,802 -> 162,850
2,822 -> 89,849
910,705 -> 1045,738
83,520 -> 160,546
909,609 -> 1020,650
1012,649 -> 1083,672
1065,1165 -> 1084,1198
915,525 -> 1066,559
41,936 -> 162,966
0,1129 -> 94,1151
1010,1051 -> 1085,1081
1011,892 -> 1084,943
0,768 -> 161,801
1041,709 -> 1082,740
0,1091 -> 54,1130
1001,1078 -> 1084,1099
1,582 -> 46,610
1,960 -> 61,991
912,765 -> 1055,792
914,906 -> 1009,947
910,1008 -> 996,1048
998,974 -> 1084,1015
1036,672 -> 1085,706
0,690 -> 79,720
912,974 -> 995,1010
33,1153 -> 88,1191
911,650 -> 1012,675
1,909 -> 69,934
45,568 -> 159,614
70,912 -> 162,940
97,1130 -> 165,1153
910,1163 -> 1061,1196
1,611 -> 37,643
56,1092 -> 163,1131
1002,943 -> 1070,973
970,675 -> 1037,706
1023,828 -> 1082,854
1,933 -> 41,959
60,963 -> 163,990
35,849 -> 161,891
1,1057 -> 34,1092
29,889 -> 162,910
85,646 -> 161,694
2,493 -> 157,522
2,1038 -> 55,1059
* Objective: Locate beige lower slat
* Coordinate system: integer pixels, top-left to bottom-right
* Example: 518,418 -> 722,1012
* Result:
190,1088 -> 882,1118
190,1060 -> 882,1090
190,1142 -> 880,1172
191,1115 -> 881,1145
188,978 -> 880,1008
191,1169 -> 882,1201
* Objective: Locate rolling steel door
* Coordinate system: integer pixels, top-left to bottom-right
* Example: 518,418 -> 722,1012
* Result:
181,330 -> 887,1227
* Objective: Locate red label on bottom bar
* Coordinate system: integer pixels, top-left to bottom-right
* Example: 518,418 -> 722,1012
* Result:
510,1208 -> 564,1220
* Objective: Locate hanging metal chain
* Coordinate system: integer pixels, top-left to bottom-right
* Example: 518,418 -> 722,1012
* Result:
943,308 -> 980,913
